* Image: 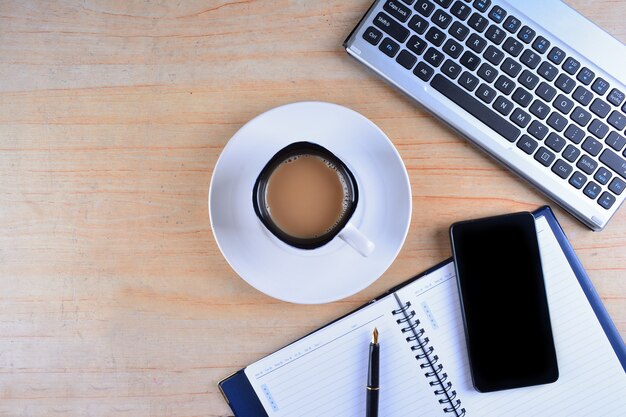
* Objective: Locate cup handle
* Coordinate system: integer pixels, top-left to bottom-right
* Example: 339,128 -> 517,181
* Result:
339,222 -> 375,257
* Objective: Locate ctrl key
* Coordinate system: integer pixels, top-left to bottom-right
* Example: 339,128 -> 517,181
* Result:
363,27 -> 383,45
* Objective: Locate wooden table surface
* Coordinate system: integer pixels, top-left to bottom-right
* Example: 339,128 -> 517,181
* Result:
1,1 -> 625,415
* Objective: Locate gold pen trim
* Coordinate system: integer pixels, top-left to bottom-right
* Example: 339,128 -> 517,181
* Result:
366,386 -> 380,391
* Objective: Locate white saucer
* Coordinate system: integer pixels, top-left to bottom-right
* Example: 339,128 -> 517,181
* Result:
209,102 -> 412,304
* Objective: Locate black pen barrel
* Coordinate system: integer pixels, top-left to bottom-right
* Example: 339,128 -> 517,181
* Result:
366,389 -> 379,417
367,342 -> 379,387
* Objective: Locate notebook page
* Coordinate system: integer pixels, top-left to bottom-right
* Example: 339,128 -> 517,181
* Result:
244,295 -> 444,416
397,216 -> 626,416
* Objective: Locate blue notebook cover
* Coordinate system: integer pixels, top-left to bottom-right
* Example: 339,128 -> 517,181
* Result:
218,206 -> 626,416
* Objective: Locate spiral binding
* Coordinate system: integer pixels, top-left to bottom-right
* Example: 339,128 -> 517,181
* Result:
392,296 -> 466,417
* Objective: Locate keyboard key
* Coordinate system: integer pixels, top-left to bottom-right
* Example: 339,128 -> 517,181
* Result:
608,111 -> 626,131
415,0 -> 436,17
374,13 -> 410,42
493,96 -> 514,116
528,120 -> 548,140
414,62 -> 435,81
483,45 -> 504,65
583,181 -> 602,199
570,107 -> 591,127
609,177 -> 625,195
599,148 -> 626,179
397,49 -> 418,69
441,59 -> 462,79
554,94 -> 574,115
594,167 -> 612,185
576,67 -> 595,85
564,124 -> 585,144
532,36 -> 550,54
547,47 -> 565,64
477,63 -> 498,82
517,134 -> 538,154
529,99 -> 550,120
552,159 -> 573,179
467,12 -> 488,32
425,27 -> 446,46
408,14 -> 429,34
608,89 -> 625,107
517,26 -> 535,44
563,145 -> 581,162
591,78 -> 610,96
501,57 -> 521,77
519,70 -> 539,90
384,0 -> 413,22
546,132 -> 566,152
494,75 -> 515,95
562,57 -> 580,75
606,131 -> 626,152
379,37 -> 400,57
407,35 -> 428,55
450,1 -> 471,20
424,47 -> 445,66
519,49 -> 541,69
547,112 -> 568,132
473,0 -> 490,12
433,0 -> 453,6
537,62 -> 558,81
430,74 -> 520,141
590,98 -> 610,118
536,82 -> 557,102
572,86 -> 593,106
569,171 -> 587,189
577,154 -> 598,175
534,147 -> 556,167
510,108 -> 531,128
503,15 -> 521,33
502,37 -> 523,57
588,119 -> 609,139
598,192 -> 616,209
476,83 -> 497,103
582,136 -> 602,156
488,5 -> 506,22
442,38 -> 463,58
459,71 -> 479,91
432,9 -> 453,28
555,74 -> 576,94
363,27 -> 383,45
466,33 -> 487,53
512,87 -> 532,107
485,24 -> 506,44
459,51 -> 480,70
449,21 -> 469,40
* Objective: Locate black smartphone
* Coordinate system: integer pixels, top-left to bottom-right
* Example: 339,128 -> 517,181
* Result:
450,212 -> 558,392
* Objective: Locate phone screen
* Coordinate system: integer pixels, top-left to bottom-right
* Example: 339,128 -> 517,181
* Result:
450,212 -> 558,392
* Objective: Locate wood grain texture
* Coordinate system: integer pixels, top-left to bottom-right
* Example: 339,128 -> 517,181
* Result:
0,1 -> 624,416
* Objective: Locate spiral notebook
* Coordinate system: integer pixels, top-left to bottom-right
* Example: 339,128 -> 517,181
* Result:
219,207 -> 626,416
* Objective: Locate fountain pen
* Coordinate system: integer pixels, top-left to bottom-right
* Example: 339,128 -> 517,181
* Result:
366,327 -> 379,417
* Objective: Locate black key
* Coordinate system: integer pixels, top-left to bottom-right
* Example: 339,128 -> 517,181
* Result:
577,154 -> 598,175
442,38 -> 463,58
379,37 -> 400,57
594,167 -> 612,185
563,144 -> 581,162
425,27 -> 446,46
546,132 -> 566,152
488,5 -> 506,22
609,177 -> 626,195
547,112 -> 568,132
554,94 -> 574,115
473,0 -> 490,12
459,71 -> 479,91
576,67 -> 595,86
590,98 -> 611,118
562,57 -> 580,75
467,12 -> 488,32
517,26 -> 535,44
552,159 -> 573,179
518,70 -> 539,90
555,74 -> 576,94
608,111 -> 626,131
485,24 -> 506,44
588,119 -> 609,139
536,82 -> 557,102
570,107 -> 592,127
450,1 -> 471,20
408,14 -> 429,34
583,181 -> 602,199
500,58 -> 521,77
424,47 -> 445,66
591,78 -> 610,96
598,192 -> 616,210
519,49 -> 541,69
582,136 -> 602,156
397,49 -> 418,69
475,83 -> 497,103
466,33 -> 487,53
564,124 -> 585,144
494,75 -> 515,95
534,147 -> 556,167
459,51 -> 480,70
384,0 -> 413,22
407,35 -> 428,55
512,87 -> 532,107
503,15 -> 521,33
537,62 -> 558,81
528,120 -> 548,140
433,0 -> 453,6
449,21 -> 469,40
477,63 -> 497,82
483,45 -> 504,65
548,47 -> 565,64
599,148 -> 626,179
517,134 -> 538,154
493,96 -> 514,116
569,171 -> 587,189
414,62 -> 435,81
441,59 -> 462,79
374,13 -> 410,42
608,89 -> 625,107
363,27 -> 383,45
502,37 -> 523,57
430,74 -> 521,141
415,0 -> 436,17
510,108 -> 531,128
572,86 -> 593,106
432,9 -> 453,28
606,131 -> 626,152
532,36 -> 550,54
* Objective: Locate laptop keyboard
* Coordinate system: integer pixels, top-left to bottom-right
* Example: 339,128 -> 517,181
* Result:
363,0 -> 626,211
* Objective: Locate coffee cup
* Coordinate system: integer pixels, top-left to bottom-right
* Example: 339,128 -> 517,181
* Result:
252,142 -> 375,256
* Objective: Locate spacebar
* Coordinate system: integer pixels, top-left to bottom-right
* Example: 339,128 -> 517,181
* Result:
430,74 -> 521,143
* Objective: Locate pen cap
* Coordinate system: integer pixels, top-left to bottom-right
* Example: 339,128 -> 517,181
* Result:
368,342 -> 380,386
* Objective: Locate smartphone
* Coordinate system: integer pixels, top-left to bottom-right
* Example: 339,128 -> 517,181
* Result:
450,212 -> 558,392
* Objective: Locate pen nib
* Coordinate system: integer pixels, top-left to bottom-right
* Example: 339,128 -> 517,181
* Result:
372,327 -> 379,344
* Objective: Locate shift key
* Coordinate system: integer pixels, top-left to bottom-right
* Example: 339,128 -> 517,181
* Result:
373,12 -> 410,42
600,149 -> 626,179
